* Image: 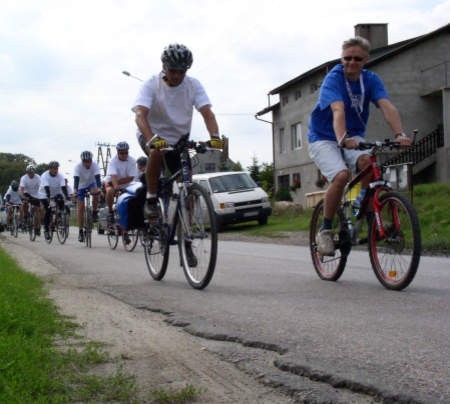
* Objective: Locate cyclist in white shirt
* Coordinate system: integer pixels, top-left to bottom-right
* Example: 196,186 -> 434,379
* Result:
4,180 -> 24,228
132,43 -> 222,220
73,151 -> 102,242
40,161 -> 69,240
104,142 -> 137,222
19,164 -> 43,235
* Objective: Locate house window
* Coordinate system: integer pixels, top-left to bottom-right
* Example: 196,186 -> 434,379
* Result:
294,90 -> 302,100
291,172 -> 301,190
279,128 -> 286,154
278,174 -> 289,190
282,95 -> 289,106
290,122 -> 302,150
204,162 -> 216,172
310,83 -> 320,93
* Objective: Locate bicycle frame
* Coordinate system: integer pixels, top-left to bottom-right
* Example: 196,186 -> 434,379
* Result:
342,145 -> 393,243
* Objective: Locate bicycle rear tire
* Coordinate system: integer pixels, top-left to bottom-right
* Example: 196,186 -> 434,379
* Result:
107,222 -> 120,249
123,229 -> 139,252
310,199 -> 349,281
368,192 -> 421,290
177,183 -> 217,290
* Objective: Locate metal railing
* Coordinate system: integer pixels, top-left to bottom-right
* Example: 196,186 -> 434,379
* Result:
381,126 -> 444,167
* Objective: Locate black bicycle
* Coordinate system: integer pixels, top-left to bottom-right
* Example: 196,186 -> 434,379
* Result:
23,198 -> 40,241
45,197 -> 69,244
142,137 -> 219,290
78,189 -> 95,248
6,204 -> 21,238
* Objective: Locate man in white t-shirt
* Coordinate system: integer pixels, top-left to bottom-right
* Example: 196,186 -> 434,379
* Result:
19,164 -> 44,235
40,161 -> 69,240
104,141 -> 137,222
4,180 -> 24,228
131,43 -> 223,222
73,151 -> 102,242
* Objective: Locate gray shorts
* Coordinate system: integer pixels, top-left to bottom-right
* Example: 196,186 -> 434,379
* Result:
308,138 -> 369,182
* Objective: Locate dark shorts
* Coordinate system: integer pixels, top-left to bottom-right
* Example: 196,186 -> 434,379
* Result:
138,134 -> 191,176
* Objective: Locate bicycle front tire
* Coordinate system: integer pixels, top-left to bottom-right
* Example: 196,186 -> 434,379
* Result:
368,192 -> 421,290
177,183 -> 217,290
143,200 -> 170,280
56,211 -> 69,244
309,199 -> 349,281
84,207 -> 92,248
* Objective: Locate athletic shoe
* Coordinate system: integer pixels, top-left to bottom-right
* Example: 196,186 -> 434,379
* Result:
317,229 -> 335,256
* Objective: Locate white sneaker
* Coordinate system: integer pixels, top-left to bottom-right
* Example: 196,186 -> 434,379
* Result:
317,229 -> 335,256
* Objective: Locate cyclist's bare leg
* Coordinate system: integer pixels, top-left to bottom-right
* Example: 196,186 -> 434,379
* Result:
77,200 -> 85,228
92,190 -> 99,212
323,169 -> 349,222
105,186 -> 115,213
146,149 -> 163,195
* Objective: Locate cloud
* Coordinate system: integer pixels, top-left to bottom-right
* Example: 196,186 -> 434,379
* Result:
0,0 -> 449,177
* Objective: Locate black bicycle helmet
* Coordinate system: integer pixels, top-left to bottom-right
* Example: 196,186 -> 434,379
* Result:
48,161 -> 59,169
10,180 -> 19,191
26,164 -> 35,173
116,141 -> 129,152
80,150 -> 93,161
137,156 -> 148,166
161,43 -> 193,71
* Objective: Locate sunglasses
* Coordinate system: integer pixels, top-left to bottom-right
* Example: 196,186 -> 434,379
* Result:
343,56 -> 365,62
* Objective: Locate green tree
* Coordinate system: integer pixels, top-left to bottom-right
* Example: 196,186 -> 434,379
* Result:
247,156 -> 260,183
259,162 -> 274,196
0,153 -> 36,195
231,161 -> 243,171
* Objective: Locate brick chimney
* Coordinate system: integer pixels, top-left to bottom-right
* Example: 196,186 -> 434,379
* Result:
354,23 -> 388,50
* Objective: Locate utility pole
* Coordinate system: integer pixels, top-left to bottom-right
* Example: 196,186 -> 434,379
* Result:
96,142 -> 115,176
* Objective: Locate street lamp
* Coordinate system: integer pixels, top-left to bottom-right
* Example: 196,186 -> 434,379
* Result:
122,71 -> 143,82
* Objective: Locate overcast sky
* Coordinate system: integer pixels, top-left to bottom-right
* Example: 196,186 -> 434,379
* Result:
1,0 -> 449,179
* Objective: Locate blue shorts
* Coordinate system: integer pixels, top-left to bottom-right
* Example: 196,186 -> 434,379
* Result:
76,183 -> 98,201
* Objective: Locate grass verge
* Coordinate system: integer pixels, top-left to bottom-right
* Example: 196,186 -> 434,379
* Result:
0,244 -> 137,402
224,182 -> 450,254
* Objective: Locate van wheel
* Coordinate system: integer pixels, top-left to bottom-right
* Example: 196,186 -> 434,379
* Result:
258,216 -> 268,225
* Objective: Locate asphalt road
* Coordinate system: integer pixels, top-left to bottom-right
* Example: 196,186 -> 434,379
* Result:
5,229 -> 450,403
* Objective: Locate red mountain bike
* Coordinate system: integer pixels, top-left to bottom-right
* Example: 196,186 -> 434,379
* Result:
310,139 -> 421,290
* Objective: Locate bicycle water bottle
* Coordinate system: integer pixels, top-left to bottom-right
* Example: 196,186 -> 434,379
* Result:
352,188 -> 366,217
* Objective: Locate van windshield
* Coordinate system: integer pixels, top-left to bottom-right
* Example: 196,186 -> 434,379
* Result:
209,174 -> 257,193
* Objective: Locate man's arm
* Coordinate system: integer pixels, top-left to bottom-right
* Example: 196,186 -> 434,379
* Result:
199,105 -> 219,138
330,101 -> 358,149
134,106 -> 155,143
378,99 -> 411,145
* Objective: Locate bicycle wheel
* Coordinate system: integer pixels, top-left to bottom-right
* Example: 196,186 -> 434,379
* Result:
143,202 -> 170,280
107,221 -> 120,249
177,183 -> 217,290
309,199 -> 349,281
368,192 -> 421,290
122,229 -> 139,252
85,207 -> 92,248
56,211 -> 68,244
12,210 -> 19,238
28,211 -> 37,241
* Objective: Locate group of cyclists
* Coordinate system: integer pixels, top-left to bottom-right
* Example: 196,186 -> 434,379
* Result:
3,37 -> 413,260
1,144 -> 149,244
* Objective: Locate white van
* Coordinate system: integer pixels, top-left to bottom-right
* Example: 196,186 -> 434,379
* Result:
193,171 -> 272,228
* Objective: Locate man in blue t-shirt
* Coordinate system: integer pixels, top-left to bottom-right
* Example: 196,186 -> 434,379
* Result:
308,36 -> 412,256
